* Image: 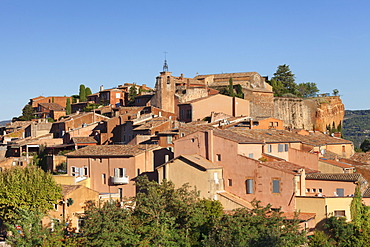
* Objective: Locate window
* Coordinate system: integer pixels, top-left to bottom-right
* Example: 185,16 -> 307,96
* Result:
137,169 -> 141,176
216,154 -> 221,161
278,144 -> 284,152
166,135 -> 173,144
306,188 -> 310,193
272,180 -> 280,193
268,145 -> 272,153
342,145 -> 346,152
186,110 -> 192,119
180,109 -> 185,119
53,204 -> 58,211
228,179 -> 233,186
336,188 -> 344,197
334,210 -> 346,217
249,153 -> 254,159
318,188 -> 323,193
83,167 -> 88,176
102,174 -> 106,184
284,144 -> 289,152
274,122 -> 279,126
269,122 -> 273,126
114,168 -> 126,178
246,179 -> 254,194
312,188 -> 316,193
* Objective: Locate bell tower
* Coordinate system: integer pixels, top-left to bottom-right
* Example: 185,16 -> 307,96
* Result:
151,54 -> 176,113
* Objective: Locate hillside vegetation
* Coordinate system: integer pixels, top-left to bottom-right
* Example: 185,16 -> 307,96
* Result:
343,110 -> 370,148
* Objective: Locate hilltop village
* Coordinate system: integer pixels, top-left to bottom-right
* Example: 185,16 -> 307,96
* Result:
1,65 -> 370,241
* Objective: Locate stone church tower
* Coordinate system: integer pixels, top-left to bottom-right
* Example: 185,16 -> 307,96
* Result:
150,59 -> 176,113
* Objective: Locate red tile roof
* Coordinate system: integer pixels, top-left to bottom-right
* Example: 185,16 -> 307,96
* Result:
66,144 -> 159,157
261,161 -> 319,175
319,158 -> 354,169
305,173 -> 364,182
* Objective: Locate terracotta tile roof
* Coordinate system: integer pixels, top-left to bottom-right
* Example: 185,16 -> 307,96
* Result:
57,112 -> 109,123
229,129 -> 352,146
350,153 -> 370,164
6,121 -> 33,128
62,185 -> 81,195
281,212 -> 316,222
363,187 -> 370,198
319,158 -> 354,169
66,144 -> 159,157
217,190 -> 253,209
38,102 -> 65,111
212,129 -> 263,144
261,161 -> 319,175
229,129 -> 300,143
305,173 -> 364,182
180,154 -> 222,170
71,137 -> 97,144
194,71 -> 258,79
133,117 -> 169,130
322,150 -> 340,159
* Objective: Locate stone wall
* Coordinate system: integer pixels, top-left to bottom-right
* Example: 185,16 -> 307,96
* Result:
273,96 -> 345,132
274,97 -> 317,130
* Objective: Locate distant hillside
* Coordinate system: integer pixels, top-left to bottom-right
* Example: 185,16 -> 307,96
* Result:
343,110 -> 370,148
0,120 -> 10,127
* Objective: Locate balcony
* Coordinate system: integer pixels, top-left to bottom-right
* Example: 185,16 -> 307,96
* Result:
111,176 -> 129,185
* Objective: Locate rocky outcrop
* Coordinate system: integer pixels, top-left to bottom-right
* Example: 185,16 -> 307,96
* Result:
314,96 -> 345,132
273,96 -> 344,132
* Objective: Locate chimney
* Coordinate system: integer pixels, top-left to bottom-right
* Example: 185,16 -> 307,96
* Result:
232,97 -> 237,117
100,85 -> 104,92
206,130 -> 214,162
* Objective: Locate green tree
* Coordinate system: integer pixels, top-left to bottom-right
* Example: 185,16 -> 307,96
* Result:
297,82 -> 319,98
66,98 -> 71,115
0,166 -> 62,223
80,176 -> 223,246
85,87 -> 92,97
228,77 -> 235,97
128,84 -> 138,104
308,231 -> 333,247
269,78 -> 285,96
333,89 -> 339,96
19,104 -> 35,121
204,200 -> 306,247
79,84 -> 86,102
6,208 -> 65,247
272,64 -> 297,95
360,139 -> 370,152
81,201 -> 138,247
235,84 -> 244,98
350,185 -> 364,228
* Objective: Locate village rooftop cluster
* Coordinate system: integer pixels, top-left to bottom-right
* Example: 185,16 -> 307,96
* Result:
2,66 -> 370,235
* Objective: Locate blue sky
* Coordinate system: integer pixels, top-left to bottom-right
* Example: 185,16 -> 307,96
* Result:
1,0 -> 369,121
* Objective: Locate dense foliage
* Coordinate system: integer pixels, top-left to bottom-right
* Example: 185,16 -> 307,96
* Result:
0,166 -> 62,223
18,104 -> 35,121
269,64 -> 319,98
50,176 -> 305,246
343,110 -> 370,149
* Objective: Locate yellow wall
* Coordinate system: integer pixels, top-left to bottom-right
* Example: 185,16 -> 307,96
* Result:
296,196 -> 353,228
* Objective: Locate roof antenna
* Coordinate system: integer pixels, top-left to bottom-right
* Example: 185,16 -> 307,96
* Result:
163,52 -> 169,72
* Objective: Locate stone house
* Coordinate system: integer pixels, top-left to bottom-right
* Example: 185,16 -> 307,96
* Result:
29,96 -> 72,109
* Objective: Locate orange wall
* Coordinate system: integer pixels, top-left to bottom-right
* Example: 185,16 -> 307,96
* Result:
305,180 -> 356,197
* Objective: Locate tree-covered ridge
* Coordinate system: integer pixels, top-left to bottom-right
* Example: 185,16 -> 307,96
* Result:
343,110 -> 370,149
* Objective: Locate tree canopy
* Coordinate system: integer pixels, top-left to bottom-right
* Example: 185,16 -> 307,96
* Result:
269,65 -> 319,98
79,84 -> 86,102
128,84 -> 138,104
19,104 -> 35,121
0,166 -> 62,223
360,139 -> 370,152
73,177 -> 307,246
